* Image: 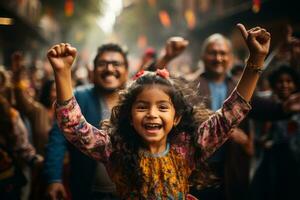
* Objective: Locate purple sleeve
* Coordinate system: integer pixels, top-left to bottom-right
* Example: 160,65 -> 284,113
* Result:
55,97 -> 112,162
196,89 -> 251,161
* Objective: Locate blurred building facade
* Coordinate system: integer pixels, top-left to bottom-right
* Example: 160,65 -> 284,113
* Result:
0,0 -> 61,68
116,0 -> 299,69
182,0 -> 300,64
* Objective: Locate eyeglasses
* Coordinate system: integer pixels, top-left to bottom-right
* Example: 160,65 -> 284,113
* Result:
96,60 -> 125,68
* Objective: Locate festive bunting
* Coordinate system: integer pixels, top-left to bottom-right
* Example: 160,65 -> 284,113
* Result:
185,9 -> 196,30
65,0 -> 74,17
252,0 -> 261,13
159,10 -> 171,28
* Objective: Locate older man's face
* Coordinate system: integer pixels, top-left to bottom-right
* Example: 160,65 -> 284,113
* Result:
202,40 -> 233,77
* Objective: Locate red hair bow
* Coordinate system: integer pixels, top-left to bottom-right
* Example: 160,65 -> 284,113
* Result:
132,70 -> 145,80
156,69 -> 170,79
132,69 -> 170,80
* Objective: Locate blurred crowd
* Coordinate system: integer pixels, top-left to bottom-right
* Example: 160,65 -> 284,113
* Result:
1,23 -> 300,200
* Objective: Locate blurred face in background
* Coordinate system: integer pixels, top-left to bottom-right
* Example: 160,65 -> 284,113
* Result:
0,68 -> 14,104
274,73 -> 297,101
19,69 -> 36,98
93,51 -> 128,92
202,39 -> 233,78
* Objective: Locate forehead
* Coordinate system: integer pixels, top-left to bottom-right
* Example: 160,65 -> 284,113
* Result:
97,51 -> 125,61
277,73 -> 293,81
206,40 -> 231,52
135,86 -> 172,102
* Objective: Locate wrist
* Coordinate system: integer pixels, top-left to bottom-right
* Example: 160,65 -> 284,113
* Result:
247,55 -> 266,67
245,62 -> 264,74
53,68 -> 71,75
54,69 -> 72,83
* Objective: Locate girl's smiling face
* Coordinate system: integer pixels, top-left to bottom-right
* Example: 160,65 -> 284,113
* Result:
131,86 -> 181,153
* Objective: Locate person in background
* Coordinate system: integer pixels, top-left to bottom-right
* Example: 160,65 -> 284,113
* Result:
11,52 -> 56,156
250,65 -> 300,200
0,95 -> 43,200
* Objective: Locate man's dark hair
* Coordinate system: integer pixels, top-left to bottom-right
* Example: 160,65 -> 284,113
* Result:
93,43 -> 128,69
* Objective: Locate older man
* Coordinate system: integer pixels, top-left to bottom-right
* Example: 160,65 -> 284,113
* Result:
158,31 -> 300,200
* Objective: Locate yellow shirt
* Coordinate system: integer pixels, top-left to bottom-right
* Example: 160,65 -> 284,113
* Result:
112,143 -> 191,199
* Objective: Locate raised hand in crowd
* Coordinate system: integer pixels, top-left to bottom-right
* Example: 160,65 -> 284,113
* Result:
47,43 -> 77,102
11,51 -> 24,72
236,23 -> 271,101
47,43 -> 77,72
156,36 -> 189,69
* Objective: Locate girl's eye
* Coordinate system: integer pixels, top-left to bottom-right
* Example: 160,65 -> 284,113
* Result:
135,104 -> 147,110
159,105 -> 169,111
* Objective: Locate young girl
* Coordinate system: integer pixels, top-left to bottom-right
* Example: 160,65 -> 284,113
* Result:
47,24 -> 270,199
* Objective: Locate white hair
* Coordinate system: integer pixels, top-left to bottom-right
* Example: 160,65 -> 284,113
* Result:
201,33 -> 232,56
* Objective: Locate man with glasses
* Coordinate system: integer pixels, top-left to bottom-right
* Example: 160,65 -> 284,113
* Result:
44,44 -> 128,200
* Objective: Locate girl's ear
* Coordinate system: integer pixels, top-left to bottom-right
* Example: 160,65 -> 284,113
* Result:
173,115 -> 182,127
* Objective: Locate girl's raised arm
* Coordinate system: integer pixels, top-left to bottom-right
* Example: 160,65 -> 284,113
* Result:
236,23 -> 271,101
47,43 -> 77,103
47,44 -> 112,162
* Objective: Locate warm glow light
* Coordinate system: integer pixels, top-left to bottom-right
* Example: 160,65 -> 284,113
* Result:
252,0 -> 261,13
159,10 -> 171,28
65,0 -> 74,17
137,35 -> 148,49
97,0 -> 123,34
147,0 -> 156,7
185,9 -> 196,30
0,17 -> 14,25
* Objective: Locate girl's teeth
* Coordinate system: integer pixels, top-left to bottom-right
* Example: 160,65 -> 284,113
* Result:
145,124 -> 161,129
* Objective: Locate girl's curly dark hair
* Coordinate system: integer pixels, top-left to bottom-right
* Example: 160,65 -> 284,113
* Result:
108,71 -> 211,193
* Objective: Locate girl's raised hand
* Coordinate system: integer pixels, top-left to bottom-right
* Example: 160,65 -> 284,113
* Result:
237,23 -> 271,65
47,43 -> 77,72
